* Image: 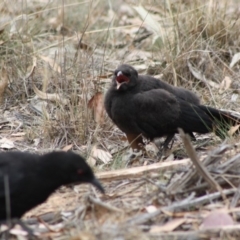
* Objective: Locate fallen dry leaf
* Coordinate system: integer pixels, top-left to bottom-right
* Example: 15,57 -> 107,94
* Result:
150,218 -> 185,233
228,124 -> 240,137
32,83 -> 69,105
231,93 -> 238,102
187,61 -> 219,88
88,145 -> 112,166
230,52 -> 240,68
88,145 -> 97,166
33,138 -> 40,147
145,205 -> 158,213
133,5 -> 166,44
0,138 -> 15,149
62,144 -> 73,152
88,92 -> 105,125
0,67 -> 9,104
145,142 -> 159,157
200,210 -> 234,229
39,55 -> 61,73
30,97 -> 49,117
219,76 -> 232,94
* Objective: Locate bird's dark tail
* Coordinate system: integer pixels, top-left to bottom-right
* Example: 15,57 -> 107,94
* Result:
199,105 -> 240,139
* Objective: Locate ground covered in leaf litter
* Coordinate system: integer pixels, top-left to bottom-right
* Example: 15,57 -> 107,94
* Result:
1,0 -> 240,239
17,139 -> 240,240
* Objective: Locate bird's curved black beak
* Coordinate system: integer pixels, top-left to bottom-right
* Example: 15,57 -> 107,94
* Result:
91,178 -> 105,193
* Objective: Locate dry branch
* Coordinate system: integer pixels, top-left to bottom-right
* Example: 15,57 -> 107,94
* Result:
96,158 -> 192,181
179,129 -> 224,193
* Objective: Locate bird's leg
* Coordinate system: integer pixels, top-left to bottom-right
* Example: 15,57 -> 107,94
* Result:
155,134 -> 175,159
162,132 -> 196,150
126,133 -> 144,150
162,134 -> 175,150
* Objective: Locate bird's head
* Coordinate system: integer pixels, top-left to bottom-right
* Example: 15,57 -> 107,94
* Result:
113,64 -> 138,91
44,151 -> 105,193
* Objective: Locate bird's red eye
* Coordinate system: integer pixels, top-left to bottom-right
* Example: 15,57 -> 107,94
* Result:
78,169 -> 84,175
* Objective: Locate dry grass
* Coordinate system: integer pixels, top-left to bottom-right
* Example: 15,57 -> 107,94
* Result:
1,0 -> 240,239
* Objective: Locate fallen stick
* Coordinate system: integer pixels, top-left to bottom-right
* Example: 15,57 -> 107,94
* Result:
96,158 -> 193,181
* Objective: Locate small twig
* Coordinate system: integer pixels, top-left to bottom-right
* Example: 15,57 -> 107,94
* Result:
88,195 -> 123,213
163,188 -> 236,212
202,142 -> 231,167
36,216 -> 62,233
166,165 -> 196,193
144,177 -> 167,192
126,189 -> 236,226
216,153 -> 240,174
126,209 -> 162,226
25,212 -> 62,225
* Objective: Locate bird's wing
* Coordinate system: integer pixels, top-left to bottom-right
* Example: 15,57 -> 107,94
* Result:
132,89 -> 213,138
132,89 -> 181,138
139,75 -> 200,104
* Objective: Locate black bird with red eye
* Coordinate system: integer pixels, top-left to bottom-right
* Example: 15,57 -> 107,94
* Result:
106,64 -> 201,149
0,151 -> 104,221
105,64 -> 240,150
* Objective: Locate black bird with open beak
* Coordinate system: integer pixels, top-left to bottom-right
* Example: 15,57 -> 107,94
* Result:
105,64 -> 240,150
